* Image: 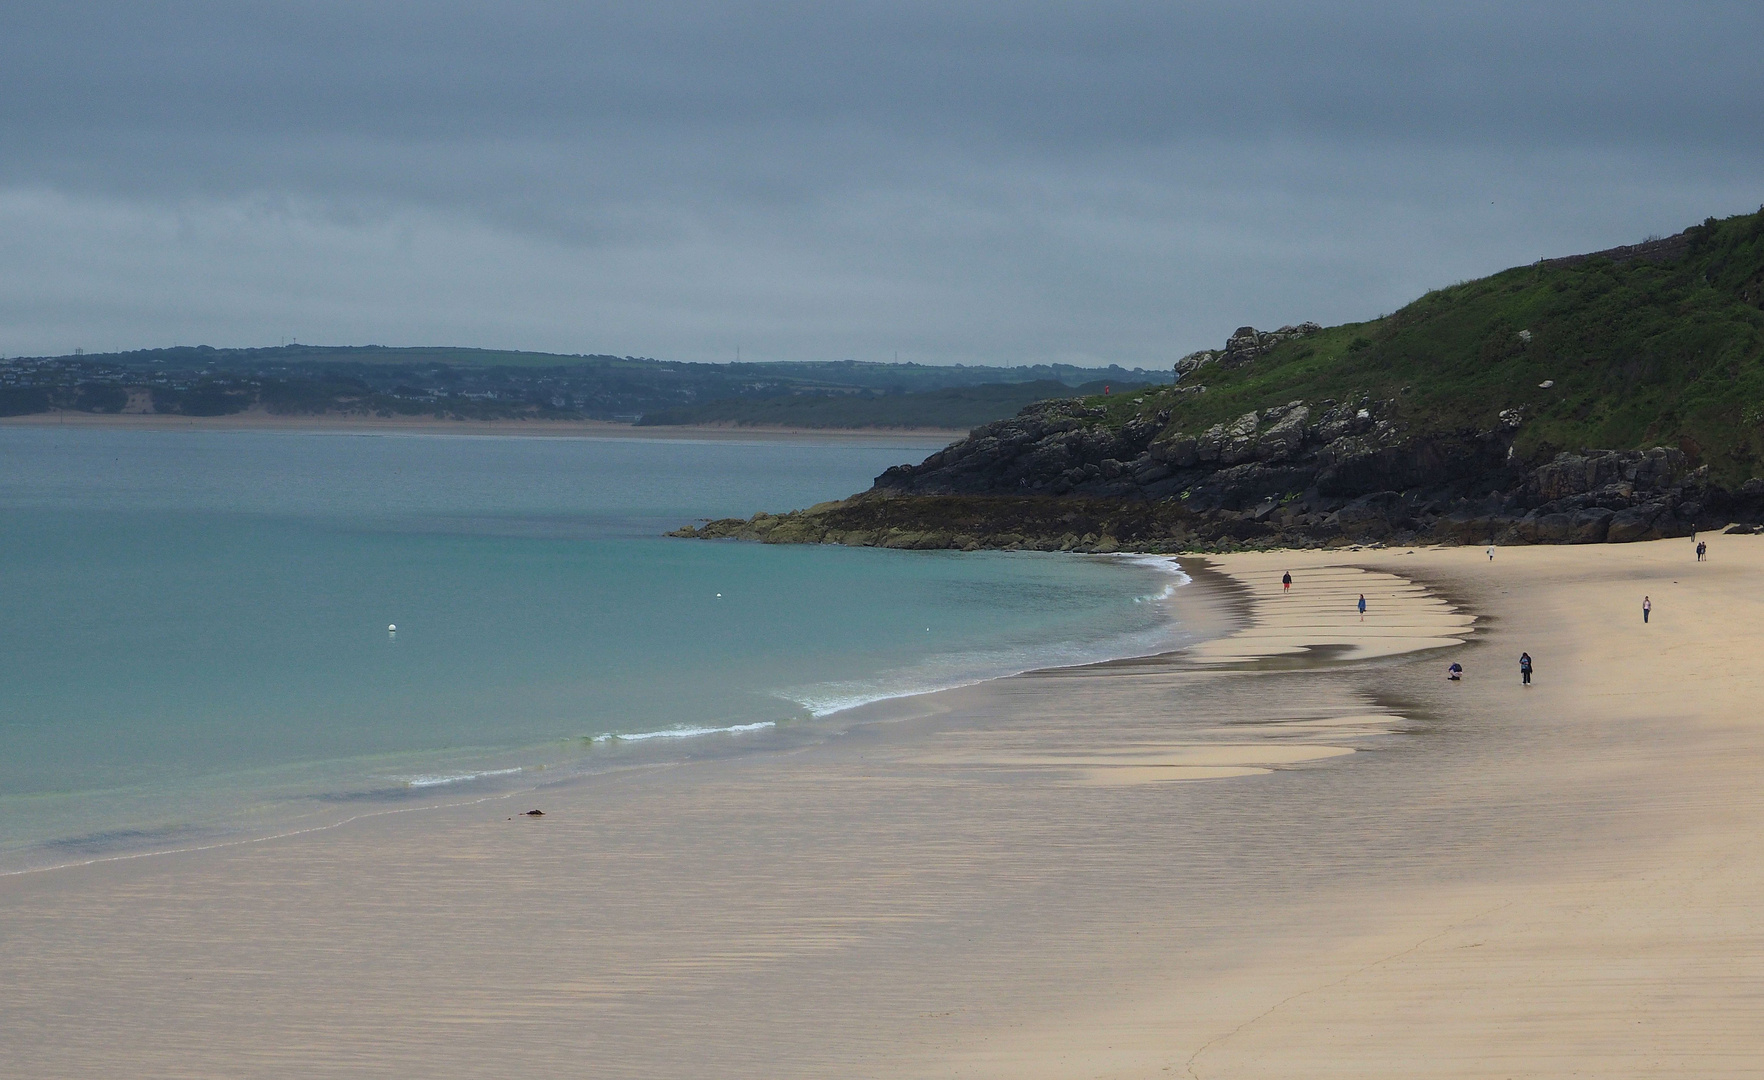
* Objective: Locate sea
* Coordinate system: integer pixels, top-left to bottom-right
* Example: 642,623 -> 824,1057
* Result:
0,426 -> 1195,872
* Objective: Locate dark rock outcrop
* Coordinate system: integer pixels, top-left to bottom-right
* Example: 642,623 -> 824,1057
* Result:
676,309 -> 1764,552
869,394 -> 1521,518
677,396 -> 1764,552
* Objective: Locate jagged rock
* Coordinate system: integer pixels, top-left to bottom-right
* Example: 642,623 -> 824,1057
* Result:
1194,423 -> 1228,463
1572,508 -> 1616,542
697,371 -> 1761,551
1174,349 -> 1220,379
1174,322 -> 1321,381
1131,459 -> 1172,485
1606,504 -> 1666,543
1329,491 -> 1407,539
1512,507 -> 1613,544
1520,512 -> 1574,543
1254,404 -> 1309,461
1527,448 -> 1687,505
1432,513 -> 1515,544
1217,411 -> 1262,465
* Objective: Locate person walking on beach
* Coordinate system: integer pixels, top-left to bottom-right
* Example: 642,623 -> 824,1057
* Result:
1487,544 -> 1495,561
1358,593 -> 1367,620
1282,571 -> 1292,592
1643,595 -> 1651,624
1520,651 -> 1533,685
1697,540 -> 1707,562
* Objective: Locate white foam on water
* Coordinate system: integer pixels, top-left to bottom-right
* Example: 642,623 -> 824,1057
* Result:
592,720 -> 777,743
390,767 -> 524,788
786,555 -> 1193,717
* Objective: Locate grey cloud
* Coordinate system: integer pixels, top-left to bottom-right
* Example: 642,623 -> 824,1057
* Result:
1,2 -> 1760,360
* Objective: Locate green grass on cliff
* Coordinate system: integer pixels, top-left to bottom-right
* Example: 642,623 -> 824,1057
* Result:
1098,208 -> 1764,485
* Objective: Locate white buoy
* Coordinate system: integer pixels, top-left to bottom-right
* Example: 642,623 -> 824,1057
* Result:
388,624 -> 397,632
715,593 -> 722,598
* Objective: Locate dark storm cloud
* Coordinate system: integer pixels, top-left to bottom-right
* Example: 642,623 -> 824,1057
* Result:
1,2 -> 1761,360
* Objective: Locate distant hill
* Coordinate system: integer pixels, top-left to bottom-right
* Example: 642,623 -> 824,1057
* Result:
0,345 -> 1166,426
679,206 -> 1764,551
51,344 -> 1164,392
636,379 -> 1152,430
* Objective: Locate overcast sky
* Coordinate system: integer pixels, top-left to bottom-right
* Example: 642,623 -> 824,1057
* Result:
2,2 -> 1760,366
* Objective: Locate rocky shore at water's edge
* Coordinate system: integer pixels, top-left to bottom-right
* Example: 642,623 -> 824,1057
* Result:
672,383 -> 1764,553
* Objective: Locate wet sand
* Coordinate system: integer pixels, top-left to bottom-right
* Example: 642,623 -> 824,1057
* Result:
4,538 -> 1762,1077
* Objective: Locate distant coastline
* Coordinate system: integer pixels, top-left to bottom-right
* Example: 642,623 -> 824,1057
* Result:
0,408 -> 967,443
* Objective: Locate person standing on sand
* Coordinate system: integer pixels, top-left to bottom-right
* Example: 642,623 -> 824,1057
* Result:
1282,571 -> 1292,591
1358,593 -> 1367,619
1520,651 -> 1533,685
1643,595 -> 1652,623
1487,545 -> 1495,561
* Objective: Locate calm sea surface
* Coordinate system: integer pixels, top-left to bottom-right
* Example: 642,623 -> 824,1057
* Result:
0,427 -> 1191,871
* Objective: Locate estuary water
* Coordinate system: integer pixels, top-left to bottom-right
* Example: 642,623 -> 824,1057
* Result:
0,426 -> 1194,872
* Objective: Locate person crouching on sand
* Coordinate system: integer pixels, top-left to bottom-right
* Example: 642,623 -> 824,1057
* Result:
1447,661 -> 1463,681
1520,651 -> 1533,685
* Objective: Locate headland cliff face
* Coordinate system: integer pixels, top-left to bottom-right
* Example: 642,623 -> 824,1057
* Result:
675,372 -> 1763,553
676,210 -> 1764,552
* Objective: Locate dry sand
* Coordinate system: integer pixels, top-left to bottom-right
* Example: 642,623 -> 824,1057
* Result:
3,537 -> 1762,1077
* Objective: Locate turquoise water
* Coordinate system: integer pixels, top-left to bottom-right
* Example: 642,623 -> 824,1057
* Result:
0,428 -> 1191,871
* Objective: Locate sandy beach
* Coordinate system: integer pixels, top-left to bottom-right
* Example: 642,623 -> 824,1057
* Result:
0,409 -> 967,444
4,537 -> 1762,1077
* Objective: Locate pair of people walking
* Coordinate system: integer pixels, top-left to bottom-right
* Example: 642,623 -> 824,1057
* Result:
1278,574 -> 1366,619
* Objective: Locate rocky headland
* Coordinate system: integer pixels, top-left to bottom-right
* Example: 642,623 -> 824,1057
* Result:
675,209 -> 1764,552
675,382 -> 1764,553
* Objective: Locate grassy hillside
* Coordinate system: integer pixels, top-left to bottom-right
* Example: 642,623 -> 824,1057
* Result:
1091,208 -> 1764,485
636,379 -> 1149,429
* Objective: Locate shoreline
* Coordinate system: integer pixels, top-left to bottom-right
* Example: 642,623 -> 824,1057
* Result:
0,409 -> 968,443
7,540 -> 1764,1075
0,551 -> 1224,878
